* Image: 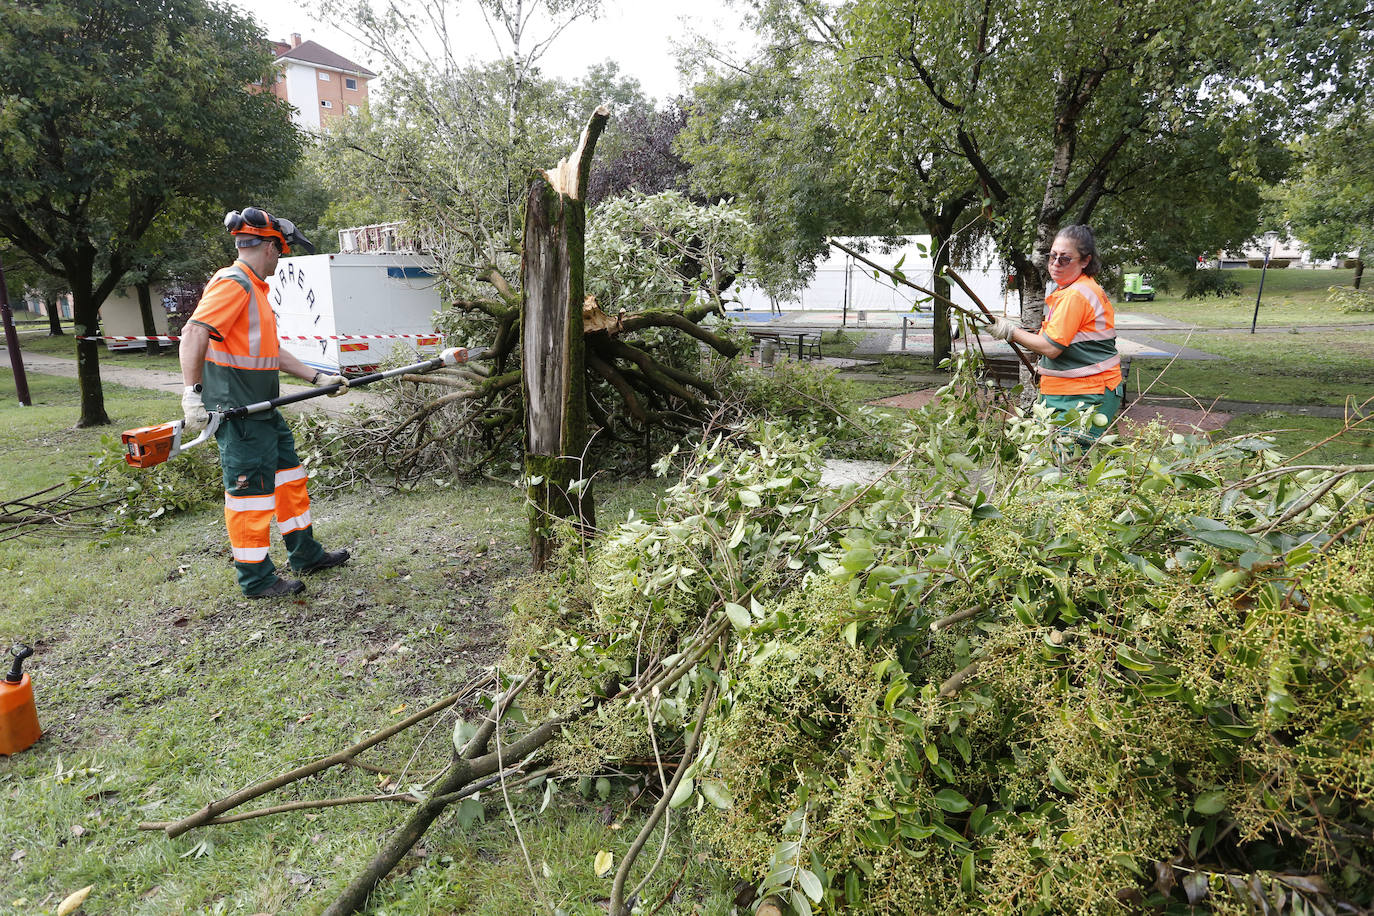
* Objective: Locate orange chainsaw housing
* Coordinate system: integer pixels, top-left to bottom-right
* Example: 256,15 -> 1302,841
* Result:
122,422 -> 179,468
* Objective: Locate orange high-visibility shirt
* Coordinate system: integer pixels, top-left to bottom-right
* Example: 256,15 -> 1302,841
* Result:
1038,276 -> 1121,395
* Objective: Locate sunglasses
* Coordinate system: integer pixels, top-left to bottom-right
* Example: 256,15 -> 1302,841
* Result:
1048,252 -> 1079,265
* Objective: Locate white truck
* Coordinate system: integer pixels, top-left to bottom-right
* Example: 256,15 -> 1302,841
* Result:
266,252 -> 443,375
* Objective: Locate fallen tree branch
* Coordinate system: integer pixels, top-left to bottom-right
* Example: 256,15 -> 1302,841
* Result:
138,792 -> 420,831
157,675 -> 491,838
939,660 -> 981,698
611,670 -> 720,916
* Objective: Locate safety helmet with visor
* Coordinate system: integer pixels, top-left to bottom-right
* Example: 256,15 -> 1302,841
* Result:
223,207 -> 316,256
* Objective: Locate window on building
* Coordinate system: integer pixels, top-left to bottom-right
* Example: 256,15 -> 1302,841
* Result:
345,77 -> 358,91
347,104 -> 360,115
319,71 -> 331,81
321,100 -> 333,109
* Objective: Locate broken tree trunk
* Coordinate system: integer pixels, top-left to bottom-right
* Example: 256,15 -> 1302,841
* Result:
523,106 -> 608,571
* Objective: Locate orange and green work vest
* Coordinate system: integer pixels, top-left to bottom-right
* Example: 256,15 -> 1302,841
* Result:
1038,276 -> 1122,396
187,260 -> 281,414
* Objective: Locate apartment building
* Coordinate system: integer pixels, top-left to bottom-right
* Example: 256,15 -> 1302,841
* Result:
267,34 -> 376,131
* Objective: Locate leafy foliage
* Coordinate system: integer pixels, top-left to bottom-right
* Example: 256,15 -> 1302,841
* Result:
80,437 -> 222,535
1328,285 -> 1374,313
587,191 -> 757,314
504,361 -> 1374,914
1273,113 -> 1374,263
1184,269 -> 1244,300
713,359 -> 906,462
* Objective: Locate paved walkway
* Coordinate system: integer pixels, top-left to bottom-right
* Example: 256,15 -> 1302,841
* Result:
0,347 -> 377,417
6,337 -> 1363,427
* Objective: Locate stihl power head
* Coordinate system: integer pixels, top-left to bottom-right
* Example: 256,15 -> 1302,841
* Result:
121,416 -> 219,468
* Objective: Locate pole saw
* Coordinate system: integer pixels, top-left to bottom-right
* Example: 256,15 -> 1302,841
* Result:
121,346 -> 485,469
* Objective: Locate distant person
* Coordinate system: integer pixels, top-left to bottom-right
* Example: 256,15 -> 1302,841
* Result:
179,207 -> 351,598
986,225 -> 1123,441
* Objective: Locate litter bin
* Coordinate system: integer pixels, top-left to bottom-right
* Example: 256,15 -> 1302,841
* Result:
760,339 -> 777,366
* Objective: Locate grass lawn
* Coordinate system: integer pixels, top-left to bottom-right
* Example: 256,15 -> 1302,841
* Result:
1133,267 -> 1369,328
1218,413 -> 1374,467
1132,328 -> 1374,406
0,377 -> 735,915
0,372 -> 169,496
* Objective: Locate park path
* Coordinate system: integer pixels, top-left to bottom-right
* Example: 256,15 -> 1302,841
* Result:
0,346 -> 379,417
4,335 -> 1365,424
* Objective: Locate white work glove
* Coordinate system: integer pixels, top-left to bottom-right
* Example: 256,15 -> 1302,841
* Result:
988,317 -> 1018,342
181,387 -> 209,431
314,372 -> 349,397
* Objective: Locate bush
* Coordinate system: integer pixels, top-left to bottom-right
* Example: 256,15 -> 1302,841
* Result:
712,358 -> 905,461
1246,258 -> 1290,269
508,378 -> 1374,915
1327,285 -> 1374,313
1183,269 -> 1242,299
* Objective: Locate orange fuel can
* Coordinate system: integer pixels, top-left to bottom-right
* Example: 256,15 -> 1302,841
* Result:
1,646 -> 41,756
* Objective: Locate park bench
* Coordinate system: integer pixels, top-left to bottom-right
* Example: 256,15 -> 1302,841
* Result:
745,329 -> 824,361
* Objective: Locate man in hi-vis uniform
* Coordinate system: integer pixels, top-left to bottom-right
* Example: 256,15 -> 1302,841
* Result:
179,207 -> 351,598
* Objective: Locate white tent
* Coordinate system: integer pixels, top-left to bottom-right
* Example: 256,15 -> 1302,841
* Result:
730,236 -> 1016,316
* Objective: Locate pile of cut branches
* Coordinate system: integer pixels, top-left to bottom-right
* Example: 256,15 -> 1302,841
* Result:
145,361 -> 1374,914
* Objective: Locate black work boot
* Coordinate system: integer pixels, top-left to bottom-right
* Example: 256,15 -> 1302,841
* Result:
248,576 -> 306,599
298,548 -> 350,575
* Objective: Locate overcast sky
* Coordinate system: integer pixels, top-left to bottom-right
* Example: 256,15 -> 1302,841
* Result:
226,0 -> 751,102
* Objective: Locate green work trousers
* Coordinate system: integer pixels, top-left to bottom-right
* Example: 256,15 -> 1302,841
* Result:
216,411 -> 326,595
1039,382 -> 1125,445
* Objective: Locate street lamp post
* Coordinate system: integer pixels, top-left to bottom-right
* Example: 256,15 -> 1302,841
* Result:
1250,231 -> 1279,334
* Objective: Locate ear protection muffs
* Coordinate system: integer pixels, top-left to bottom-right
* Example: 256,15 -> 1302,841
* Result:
223,207 -> 316,256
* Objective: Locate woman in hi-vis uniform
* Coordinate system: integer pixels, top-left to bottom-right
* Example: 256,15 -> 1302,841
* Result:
988,225 -> 1123,441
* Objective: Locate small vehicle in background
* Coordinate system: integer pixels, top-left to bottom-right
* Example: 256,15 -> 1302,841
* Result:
1122,273 -> 1156,301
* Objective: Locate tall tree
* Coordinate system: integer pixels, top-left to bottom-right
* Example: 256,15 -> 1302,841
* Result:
0,0 -> 301,426
678,5 -> 912,297
1277,114 -> 1374,288
683,0 -> 1368,354
328,0 -> 605,238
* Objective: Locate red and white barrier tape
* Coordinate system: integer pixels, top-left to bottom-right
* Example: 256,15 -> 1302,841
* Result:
78,333 -> 444,342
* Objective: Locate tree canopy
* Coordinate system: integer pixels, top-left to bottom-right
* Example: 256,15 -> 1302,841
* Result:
0,0 -> 302,425
681,0 -> 1370,344
1276,113 -> 1374,286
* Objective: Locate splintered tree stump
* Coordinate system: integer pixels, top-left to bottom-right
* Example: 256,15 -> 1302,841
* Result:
522,106 -> 609,570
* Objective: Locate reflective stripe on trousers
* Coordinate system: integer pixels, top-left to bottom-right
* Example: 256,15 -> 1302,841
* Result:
223,466 -> 315,552
217,412 -> 326,595
274,465 -> 313,534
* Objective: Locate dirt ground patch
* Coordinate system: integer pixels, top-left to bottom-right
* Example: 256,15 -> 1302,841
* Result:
869,388 -> 1233,436
1119,403 -> 1232,434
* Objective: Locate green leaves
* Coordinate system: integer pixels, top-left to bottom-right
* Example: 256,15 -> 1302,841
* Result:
723,601 -> 752,631
1193,789 -> 1227,815
933,789 -> 972,813
1186,527 -> 1260,552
